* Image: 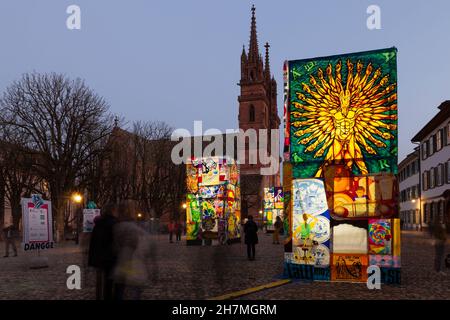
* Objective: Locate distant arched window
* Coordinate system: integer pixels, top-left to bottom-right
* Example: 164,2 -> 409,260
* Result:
249,105 -> 255,122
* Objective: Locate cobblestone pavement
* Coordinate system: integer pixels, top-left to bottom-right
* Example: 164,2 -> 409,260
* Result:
241,232 -> 450,300
0,231 -> 449,300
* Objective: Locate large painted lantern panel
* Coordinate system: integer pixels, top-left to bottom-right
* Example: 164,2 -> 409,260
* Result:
186,157 -> 240,244
283,48 -> 400,284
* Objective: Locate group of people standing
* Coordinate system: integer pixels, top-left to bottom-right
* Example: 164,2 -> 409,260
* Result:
168,220 -> 183,243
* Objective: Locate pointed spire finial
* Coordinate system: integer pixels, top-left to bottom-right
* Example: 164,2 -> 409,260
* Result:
248,5 -> 259,62
114,116 -> 119,128
241,44 -> 247,61
264,42 -> 271,80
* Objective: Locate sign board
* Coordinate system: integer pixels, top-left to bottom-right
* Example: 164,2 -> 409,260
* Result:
21,196 -> 54,251
82,209 -> 101,232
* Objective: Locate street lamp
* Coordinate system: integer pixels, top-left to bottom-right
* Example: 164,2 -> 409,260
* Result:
71,193 -> 83,244
72,193 -> 83,204
182,203 -> 187,209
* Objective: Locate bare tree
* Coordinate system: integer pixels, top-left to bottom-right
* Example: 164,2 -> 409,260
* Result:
91,124 -> 137,206
0,72 -> 115,241
93,120 -> 186,220
165,158 -> 186,221
77,121 -> 124,207
0,127 -> 47,229
0,174 -> 5,227
132,121 -> 183,219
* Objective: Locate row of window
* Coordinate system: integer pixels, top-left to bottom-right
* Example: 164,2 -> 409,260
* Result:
421,123 -> 450,160
400,200 -> 447,225
399,159 -> 420,182
422,161 -> 450,191
400,184 -> 420,202
400,209 -> 420,225
423,201 -> 446,224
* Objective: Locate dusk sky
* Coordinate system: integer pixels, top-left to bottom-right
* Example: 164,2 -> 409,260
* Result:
1,0 -> 449,160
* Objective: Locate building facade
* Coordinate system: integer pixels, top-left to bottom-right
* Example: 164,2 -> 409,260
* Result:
399,148 -> 421,230
411,100 -> 450,230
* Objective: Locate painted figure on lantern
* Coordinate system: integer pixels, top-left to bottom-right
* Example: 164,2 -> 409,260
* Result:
290,54 -> 398,177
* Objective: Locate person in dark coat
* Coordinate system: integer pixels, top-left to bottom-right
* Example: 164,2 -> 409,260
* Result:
88,202 -> 118,300
273,216 -> 283,245
112,208 -> 149,301
175,220 -> 182,242
432,219 -> 447,274
168,220 -> 175,243
2,225 -> 18,257
244,215 -> 258,260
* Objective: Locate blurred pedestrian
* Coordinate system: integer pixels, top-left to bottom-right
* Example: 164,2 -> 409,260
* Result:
175,220 -> 182,242
88,202 -> 118,300
273,216 -> 282,245
432,219 -> 447,274
112,202 -> 149,300
168,220 -> 175,243
244,215 -> 258,261
2,225 -> 18,258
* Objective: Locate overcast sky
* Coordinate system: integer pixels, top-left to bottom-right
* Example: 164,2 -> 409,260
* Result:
1,0 -> 449,160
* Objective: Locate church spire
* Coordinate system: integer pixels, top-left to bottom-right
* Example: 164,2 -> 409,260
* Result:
241,45 -> 247,60
264,42 -> 271,80
248,5 -> 259,63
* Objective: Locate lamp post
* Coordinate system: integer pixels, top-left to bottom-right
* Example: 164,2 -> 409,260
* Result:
71,193 -> 83,245
181,203 -> 187,237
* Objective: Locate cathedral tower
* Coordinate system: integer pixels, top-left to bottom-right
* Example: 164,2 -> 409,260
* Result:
238,5 -> 280,219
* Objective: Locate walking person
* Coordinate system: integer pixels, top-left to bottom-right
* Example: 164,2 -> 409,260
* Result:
244,215 -> 258,261
168,220 -> 175,243
2,225 -> 18,258
112,205 -> 149,300
175,220 -> 182,242
88,202 -> 118,300
273,216 -> 282,244
432,219 -> 447,275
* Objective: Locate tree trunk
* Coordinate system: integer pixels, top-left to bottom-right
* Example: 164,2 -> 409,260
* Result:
57,201 -> 66,242
52,193 -> 66,243
0,177 -> 5,228
11,202 -> 22,231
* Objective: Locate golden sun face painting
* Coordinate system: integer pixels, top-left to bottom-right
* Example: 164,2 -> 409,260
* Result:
288,48 -> 398,178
